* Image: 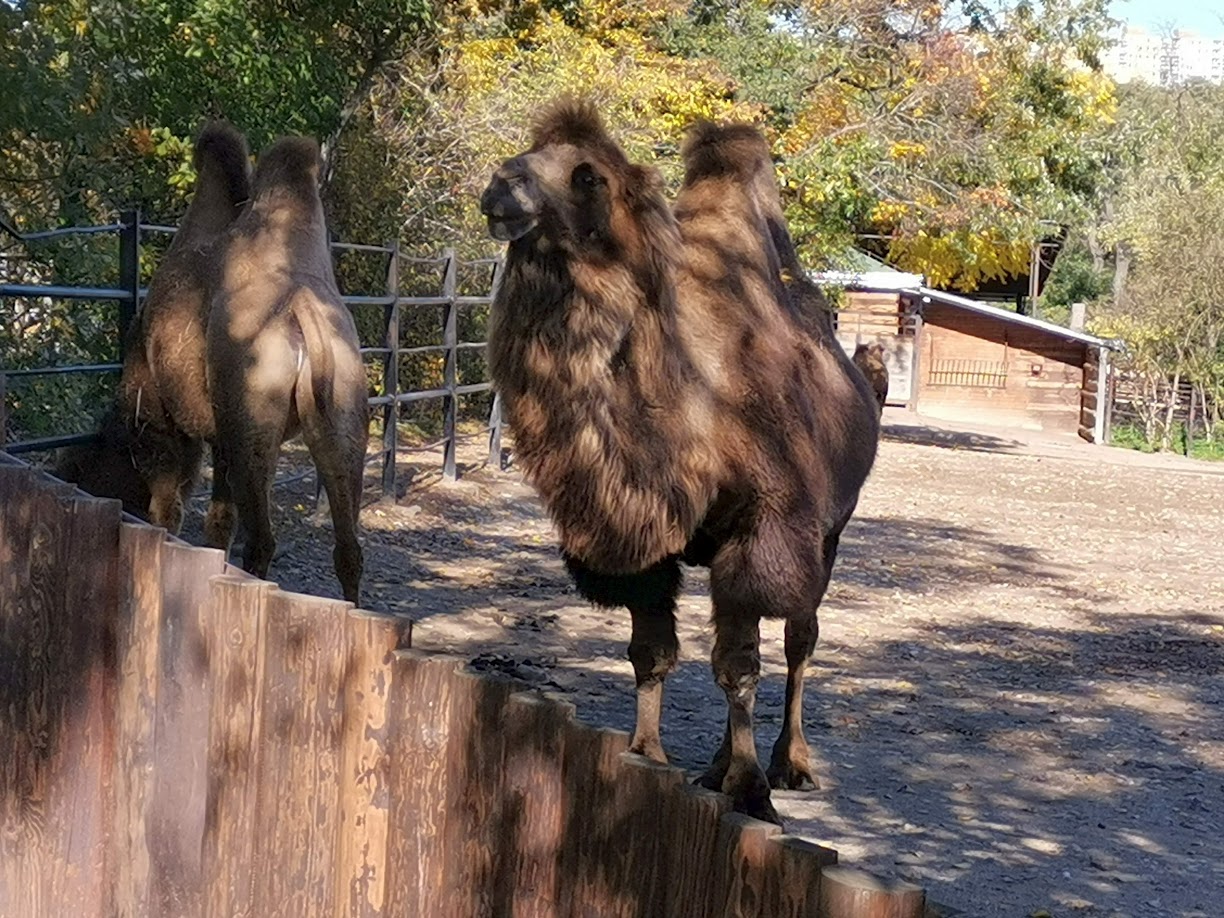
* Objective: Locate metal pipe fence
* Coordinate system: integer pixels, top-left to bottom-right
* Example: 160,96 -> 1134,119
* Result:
0,210 -> 504,495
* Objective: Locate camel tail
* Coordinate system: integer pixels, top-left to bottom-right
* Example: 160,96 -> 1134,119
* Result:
288,302 -> 337,421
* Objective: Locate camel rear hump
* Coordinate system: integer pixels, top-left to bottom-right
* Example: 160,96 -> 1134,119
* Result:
251,136 -> 323,196
680,121 -> 773,185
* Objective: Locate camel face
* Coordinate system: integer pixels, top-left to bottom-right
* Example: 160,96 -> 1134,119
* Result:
481,143 -> 626,245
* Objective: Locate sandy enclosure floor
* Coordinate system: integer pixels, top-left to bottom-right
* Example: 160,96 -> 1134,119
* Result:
181,412 -> 1224,918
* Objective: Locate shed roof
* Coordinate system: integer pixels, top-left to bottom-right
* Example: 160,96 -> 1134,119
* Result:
908,286 -> 1120,350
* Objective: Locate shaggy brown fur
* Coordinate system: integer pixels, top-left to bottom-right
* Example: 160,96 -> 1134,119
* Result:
55,121 -> 249,528
481,100 -> 879,823
205,136 -> 368,604
852,342 -> 890,415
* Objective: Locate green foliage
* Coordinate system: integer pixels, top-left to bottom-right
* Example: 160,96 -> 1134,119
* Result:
1039,235 -> 1110,311
2,0 -> 1134,445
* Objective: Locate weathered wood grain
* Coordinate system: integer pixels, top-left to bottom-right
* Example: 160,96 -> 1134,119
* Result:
445,668 -> 515,918
711,812 -> 783,918
663,783 -> 733,918
383,651 -> 461,918
148,541 -> 226,917
201,575 -> 272,918
558,724 -> 630,918
249,589 -> 350,918
502,692 -> 575,918
332,609 -> 409,918
111,521 -> 167,917
767,835 -> 838,918
817,866 -> 925,918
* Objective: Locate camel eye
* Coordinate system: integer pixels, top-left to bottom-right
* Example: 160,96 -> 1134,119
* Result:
572,163 -> 604,191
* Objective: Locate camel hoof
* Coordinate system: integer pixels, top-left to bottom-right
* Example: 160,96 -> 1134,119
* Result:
767,761 -> 820,792
721,765 -> 783,827
733,789 -> 784,827
628,738 -> 668,765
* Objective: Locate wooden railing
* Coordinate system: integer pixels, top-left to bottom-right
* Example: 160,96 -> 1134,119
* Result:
0,452 -> 930,918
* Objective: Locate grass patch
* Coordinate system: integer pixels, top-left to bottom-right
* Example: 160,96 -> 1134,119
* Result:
1109,422 -> 1224,460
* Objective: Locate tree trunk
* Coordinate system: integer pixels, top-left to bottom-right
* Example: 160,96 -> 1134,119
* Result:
1086,226 -> 1106,273
1112,242 -> 1131,304
1160,369 -> 1181,452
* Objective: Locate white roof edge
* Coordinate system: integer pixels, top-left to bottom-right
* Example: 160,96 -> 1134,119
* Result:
811,270 -> 925,291
909,286 -> 1119,349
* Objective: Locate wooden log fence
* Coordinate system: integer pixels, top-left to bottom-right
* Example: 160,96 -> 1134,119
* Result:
0,452 -> 931,917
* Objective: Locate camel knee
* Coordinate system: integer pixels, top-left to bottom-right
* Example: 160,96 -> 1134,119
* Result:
148,489 -> 184,534
628,632 -> 678,685
712,639 -> 761,698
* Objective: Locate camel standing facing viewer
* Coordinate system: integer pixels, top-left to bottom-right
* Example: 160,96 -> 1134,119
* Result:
480,99 -> 878,822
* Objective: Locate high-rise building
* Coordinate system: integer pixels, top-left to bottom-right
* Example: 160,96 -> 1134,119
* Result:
1102,24 -> 1224,85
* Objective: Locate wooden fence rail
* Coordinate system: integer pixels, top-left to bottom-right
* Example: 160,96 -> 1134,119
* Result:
0,452 -> 929,918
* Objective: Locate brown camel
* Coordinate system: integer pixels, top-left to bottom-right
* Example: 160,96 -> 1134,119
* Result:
55,121 -> 251,529
481,100 -> 879,822
204,135 -> 368,605
852,342 -> 890,416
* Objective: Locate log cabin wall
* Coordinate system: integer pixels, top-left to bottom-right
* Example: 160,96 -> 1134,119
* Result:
915,302 -> 1088,435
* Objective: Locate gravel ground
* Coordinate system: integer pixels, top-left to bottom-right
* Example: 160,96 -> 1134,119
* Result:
183,410 -> 1224,918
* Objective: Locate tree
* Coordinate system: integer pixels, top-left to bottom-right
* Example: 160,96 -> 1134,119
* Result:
1091,83 -> 1224,447
663,0 -> 1119,285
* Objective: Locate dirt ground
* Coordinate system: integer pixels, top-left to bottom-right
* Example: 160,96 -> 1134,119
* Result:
182,409 -> 1224,918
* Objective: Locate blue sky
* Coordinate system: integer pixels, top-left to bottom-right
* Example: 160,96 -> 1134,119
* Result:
1111,0 -> 1224,34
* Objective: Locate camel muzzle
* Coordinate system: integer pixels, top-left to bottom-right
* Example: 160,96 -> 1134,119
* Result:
481,161 -> 540,242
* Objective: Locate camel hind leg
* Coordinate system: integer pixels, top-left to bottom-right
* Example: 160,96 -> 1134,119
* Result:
297,382 -> 367,606
217,423 -> 282,581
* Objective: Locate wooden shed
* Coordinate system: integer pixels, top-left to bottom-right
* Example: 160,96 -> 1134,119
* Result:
821,272 -> 1117,442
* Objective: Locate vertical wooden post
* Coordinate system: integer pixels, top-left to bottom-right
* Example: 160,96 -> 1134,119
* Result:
111,522 -> 166,917
486,257 -> 504,471
333,610 -> 409,918
148,542 -> 226,917
118,209 -> 141,357
249,590 -> 349,918
1095,345 -> 1112,445
201,576 -> 271,918
908,304 -> 924,414
1104,358 -> 1116,444
0,367 -> 7,450
487,393 -> 503,471
441,248 -> 458,480
381,241 -> 400,500
1186,382 -> 1197,456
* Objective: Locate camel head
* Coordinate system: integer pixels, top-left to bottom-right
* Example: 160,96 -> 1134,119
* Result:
54,406 -> 152,520
480,97 -> 669,254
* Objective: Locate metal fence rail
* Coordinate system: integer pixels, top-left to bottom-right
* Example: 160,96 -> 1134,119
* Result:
0,210 -> 504,495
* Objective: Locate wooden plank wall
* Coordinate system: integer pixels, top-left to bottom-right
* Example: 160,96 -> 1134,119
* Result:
918,304 -> 1086,434
0,455 -> 929,918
